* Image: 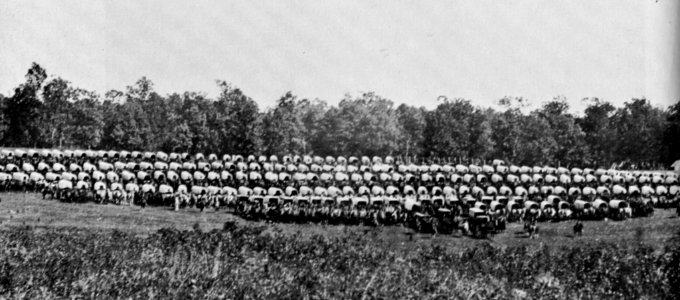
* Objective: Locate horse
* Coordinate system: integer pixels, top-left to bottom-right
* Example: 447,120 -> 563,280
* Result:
292,204 -> 309,223
111,189 -> 128,205
57,188 -> 74,202
42,183 -> 57,199
137,191 -> 152,208
0,179 -> 10,192
410,212 -> 438,234
263,204 -> 280,222
194,194 -> 207,212
366,209 -> 380,227
125,191 -> 138,207
94,189 -> 108,204
318,205 -> 332,224
492,215 -> 506,232
279,204 -> 294,223
76,189 -> 94,203
29,180 -> 45,193
526,222 -> 539,239
329,207 -> 344,224
11,179 -> 28,193
356,208 -> 370,225
461,220 -> 470,235
507,208 -> 523,223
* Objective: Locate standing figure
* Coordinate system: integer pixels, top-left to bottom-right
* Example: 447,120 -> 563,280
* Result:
573,221 -> 583,236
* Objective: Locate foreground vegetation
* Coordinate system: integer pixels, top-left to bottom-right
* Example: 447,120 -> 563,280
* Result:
0,222 -> 679,299
1,194 -> 679,299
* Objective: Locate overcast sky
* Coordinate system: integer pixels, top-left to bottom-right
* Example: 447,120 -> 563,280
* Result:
1,0 -> 678,112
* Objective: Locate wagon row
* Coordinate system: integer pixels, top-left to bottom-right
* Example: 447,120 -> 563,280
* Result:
2,161 -> 677,190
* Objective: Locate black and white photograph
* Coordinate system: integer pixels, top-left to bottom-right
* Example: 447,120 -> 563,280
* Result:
1,0 -> 679,298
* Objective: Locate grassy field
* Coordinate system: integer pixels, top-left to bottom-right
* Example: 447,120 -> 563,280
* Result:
1,192 -> 680,299
1,192 -> 678,251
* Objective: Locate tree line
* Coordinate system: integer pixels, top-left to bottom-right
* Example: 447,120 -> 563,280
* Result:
0,63 -> 677,168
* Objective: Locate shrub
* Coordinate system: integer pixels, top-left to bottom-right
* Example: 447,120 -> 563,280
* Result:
0,224 -> 677,299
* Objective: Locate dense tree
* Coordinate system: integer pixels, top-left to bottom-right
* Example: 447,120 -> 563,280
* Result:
3,63 -> 46,147
332,93 -> 403,157
467,108 -> 495,161
160,94 -> 194,153
423,97 -> 480,160
261,92 -> 305,155
660,102 -> 680,165
396,104 -> 426,159
0,94 -> 7,142
578,98 -> 617,166
215,81 -> 261,155
361,94 -> 403,156
39,78 -> 73,148
314,107 -> 343,156
535,98 -> 588,166
67,90 -> 103,149
610,99 -> 667,168
515,115 -> 556,165
298,99 -> 327,155
0,63 -> 675,168
182,92 -> 211,154
490,97 -> 527,162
